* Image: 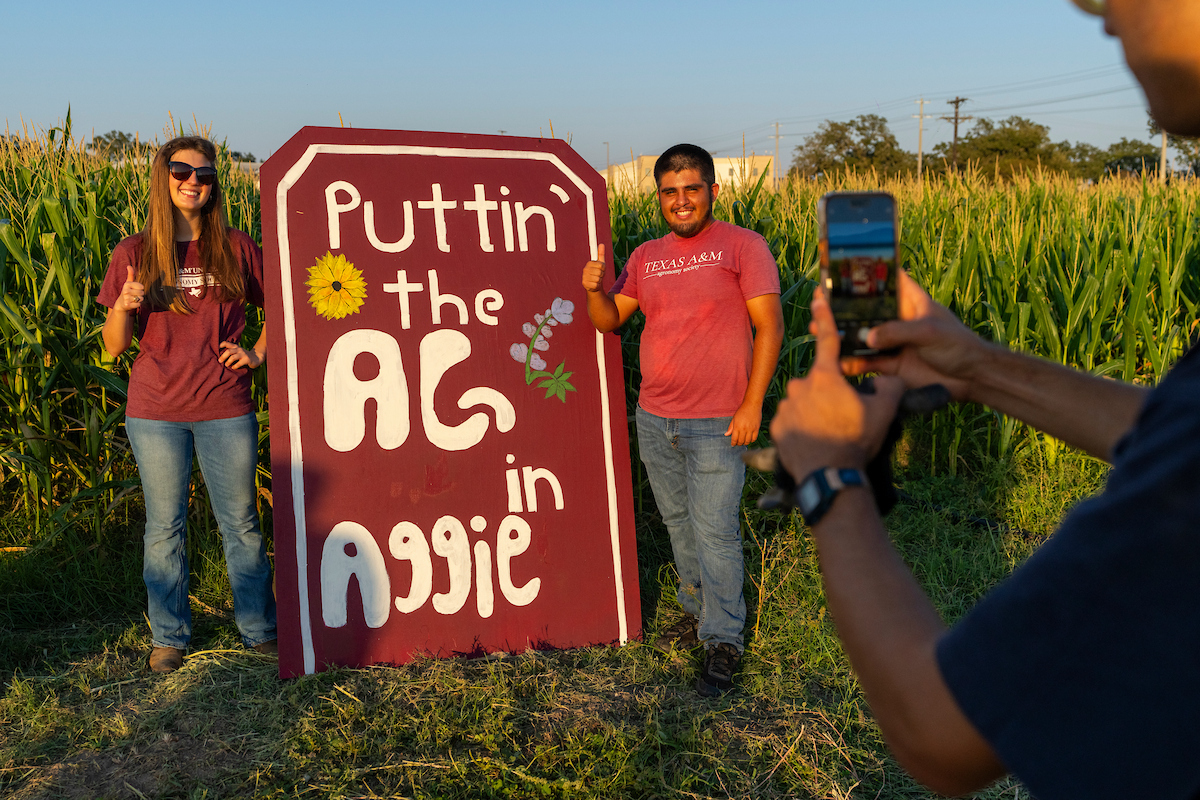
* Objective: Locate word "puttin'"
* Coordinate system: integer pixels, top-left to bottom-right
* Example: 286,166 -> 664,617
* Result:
326,181 -> 570,255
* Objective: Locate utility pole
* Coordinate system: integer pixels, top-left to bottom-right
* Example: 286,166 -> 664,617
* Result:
941,97 -> 973,170
1160,130 -> 1168,184
912,98 -> 928,180
769,121 -> 781,191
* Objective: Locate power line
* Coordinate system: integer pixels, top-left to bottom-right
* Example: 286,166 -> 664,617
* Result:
970,85 -> 1138,114
1027,103 -> 1147,115
941,97 -> 974,167
769,122 -> 781,190
694,64 -> 1133,151
931,64 -> 1129,99
684,63 -> 1142,158
1057,119 -> 1151,133
699,95 -> 1143,158
913,98 -> 930,179
770,64 -> 1129,128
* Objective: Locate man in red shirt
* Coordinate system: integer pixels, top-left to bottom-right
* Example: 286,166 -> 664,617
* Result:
583,144 -> 783,695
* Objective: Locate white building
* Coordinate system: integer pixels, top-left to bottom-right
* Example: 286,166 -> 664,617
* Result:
601,153 -> 775,193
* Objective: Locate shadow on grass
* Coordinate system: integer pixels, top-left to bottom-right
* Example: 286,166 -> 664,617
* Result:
0,446 -> 1068,799
0,515 -> 912,799
0,509 -> 256,676
0,525 -> 282,800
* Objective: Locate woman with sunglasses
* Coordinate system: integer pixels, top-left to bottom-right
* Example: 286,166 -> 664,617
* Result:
98,136 -> 277,674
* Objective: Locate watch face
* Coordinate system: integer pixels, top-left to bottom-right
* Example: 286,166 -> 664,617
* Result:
798,480 -> 821,513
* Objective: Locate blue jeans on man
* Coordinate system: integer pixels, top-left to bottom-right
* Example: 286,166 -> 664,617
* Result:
126,412 -> 277,650
635,407 -> 747,651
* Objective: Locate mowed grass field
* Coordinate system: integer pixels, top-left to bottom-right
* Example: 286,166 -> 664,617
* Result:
1,127 -> 1198,798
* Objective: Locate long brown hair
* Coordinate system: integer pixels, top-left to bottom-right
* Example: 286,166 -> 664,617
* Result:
139,136 -> 245,313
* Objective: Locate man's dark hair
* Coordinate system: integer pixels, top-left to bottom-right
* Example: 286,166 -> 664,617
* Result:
654,144 -> 716,188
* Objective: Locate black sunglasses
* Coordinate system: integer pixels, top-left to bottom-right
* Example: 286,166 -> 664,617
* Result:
167,161 -> 218,185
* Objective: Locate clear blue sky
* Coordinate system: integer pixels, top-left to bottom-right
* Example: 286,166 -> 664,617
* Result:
4,0 -> 1147,172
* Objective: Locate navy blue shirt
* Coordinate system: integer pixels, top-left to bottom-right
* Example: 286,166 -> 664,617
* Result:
937,347 -> 1200,800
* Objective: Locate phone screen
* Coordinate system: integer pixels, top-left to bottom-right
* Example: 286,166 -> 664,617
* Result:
819,192 -> 899,355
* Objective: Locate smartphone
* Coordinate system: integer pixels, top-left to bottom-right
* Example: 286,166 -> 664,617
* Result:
817,191 -> 900,358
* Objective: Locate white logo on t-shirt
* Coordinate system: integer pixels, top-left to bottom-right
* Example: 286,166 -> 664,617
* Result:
643,250 -> 724,280
178,267 -> 219,297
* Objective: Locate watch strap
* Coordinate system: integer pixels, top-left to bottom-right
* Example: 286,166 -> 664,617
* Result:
795,467 -> 868,527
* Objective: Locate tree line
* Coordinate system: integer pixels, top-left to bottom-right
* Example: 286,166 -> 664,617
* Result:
89,130 -> 257,163
790,114 -> 1200,180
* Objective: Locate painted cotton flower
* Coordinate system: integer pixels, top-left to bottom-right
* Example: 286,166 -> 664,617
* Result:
523,322 -> 551,348
307,252 -> 366,320
509,343 -> 547,371
549,298 -> 574,324
511,295 -> 576,403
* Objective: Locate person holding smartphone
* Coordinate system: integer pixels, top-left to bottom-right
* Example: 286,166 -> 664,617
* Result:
582,144 -> 783,696
767,0 -> 1200,796
99,136 -> 277,674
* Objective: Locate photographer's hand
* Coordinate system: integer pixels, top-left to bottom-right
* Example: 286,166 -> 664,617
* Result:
771,288 -> 904,480
840,269 -> 977,401
845,269 -> 1146,462
771,286 -> 1005,795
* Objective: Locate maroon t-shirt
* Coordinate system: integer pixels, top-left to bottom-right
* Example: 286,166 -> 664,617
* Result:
614,220 -> 780,418
98,231 -> 266,421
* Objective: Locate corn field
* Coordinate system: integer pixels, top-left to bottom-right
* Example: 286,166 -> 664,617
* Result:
614,168 -> 1200,473
0,119 -> 263,544
3,125 -> 1200,544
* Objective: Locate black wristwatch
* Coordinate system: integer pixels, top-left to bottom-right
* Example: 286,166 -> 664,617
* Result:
795,467 -> 868,526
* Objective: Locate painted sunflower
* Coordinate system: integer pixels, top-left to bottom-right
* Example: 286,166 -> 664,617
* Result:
307,252 -> 366,319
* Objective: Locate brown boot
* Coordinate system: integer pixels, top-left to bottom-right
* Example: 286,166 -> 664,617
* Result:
654,613 -> 700,653
149,647 -> 184,673
252,639 -> 279,656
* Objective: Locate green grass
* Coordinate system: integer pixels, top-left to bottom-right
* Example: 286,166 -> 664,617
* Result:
0,438 -> 1104,799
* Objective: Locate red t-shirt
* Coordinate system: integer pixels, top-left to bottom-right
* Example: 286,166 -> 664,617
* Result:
614,220 -> 780,418
98,231 -> 266,421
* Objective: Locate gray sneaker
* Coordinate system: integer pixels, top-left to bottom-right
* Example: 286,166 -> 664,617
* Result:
696,642 -> 741,697
654,613 -> 700,653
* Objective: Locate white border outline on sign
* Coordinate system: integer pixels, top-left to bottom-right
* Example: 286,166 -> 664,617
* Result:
275,143 -> 626,675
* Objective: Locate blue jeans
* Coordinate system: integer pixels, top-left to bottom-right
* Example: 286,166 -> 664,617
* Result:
636,407 -> 747,651
126,413 -> 277,649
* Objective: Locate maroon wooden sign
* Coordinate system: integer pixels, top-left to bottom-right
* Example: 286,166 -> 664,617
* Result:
261,127 -> 639,677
